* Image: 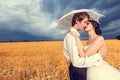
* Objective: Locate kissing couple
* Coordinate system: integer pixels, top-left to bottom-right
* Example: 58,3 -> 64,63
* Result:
58,9 -> 120,80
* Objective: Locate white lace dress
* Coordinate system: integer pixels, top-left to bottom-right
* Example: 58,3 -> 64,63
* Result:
84,46 -> 120,80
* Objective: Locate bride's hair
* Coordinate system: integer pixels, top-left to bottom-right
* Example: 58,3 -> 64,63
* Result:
89,20 -> 101,35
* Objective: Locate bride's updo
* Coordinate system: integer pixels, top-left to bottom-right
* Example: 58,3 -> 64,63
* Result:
89,20 -> 101,35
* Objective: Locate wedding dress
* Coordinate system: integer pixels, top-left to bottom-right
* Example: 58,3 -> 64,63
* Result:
84,46 -> 120,80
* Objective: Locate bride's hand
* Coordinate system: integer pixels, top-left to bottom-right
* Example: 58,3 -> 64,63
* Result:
69,31 -> 78,37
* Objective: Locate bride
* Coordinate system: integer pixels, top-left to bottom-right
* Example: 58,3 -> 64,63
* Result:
70,20 -> 120,80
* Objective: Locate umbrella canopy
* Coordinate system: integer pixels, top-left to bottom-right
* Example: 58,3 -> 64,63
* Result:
57,9 -> 104,30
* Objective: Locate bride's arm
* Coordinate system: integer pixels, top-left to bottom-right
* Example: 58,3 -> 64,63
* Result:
75,36 -> 107,58
70,31 -> 105,57
84,36 -> 105,57
76,36 -> 105,57
75,36 -> 104,56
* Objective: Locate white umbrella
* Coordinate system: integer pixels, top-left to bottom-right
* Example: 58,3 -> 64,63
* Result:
57,9 -> 104,30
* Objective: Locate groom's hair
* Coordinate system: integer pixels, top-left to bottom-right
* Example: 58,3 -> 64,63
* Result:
72,12 -> 90,26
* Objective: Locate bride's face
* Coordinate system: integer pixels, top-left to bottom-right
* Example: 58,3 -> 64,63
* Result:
84,22 -> 94,32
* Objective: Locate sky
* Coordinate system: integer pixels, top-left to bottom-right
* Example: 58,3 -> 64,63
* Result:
0,0 -> 120,41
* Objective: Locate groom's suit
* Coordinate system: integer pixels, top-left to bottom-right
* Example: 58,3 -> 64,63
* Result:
63,28 -> 102,80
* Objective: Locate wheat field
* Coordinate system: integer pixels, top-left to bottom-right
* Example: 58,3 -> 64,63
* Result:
0,40 -> 120,80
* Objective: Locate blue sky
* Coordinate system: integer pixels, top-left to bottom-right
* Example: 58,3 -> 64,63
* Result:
0,0 -> 120,41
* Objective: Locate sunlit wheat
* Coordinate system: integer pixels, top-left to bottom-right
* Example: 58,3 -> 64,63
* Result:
0,40 -> 120,80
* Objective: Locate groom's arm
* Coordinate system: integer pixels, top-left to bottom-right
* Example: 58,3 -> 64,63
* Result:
66,34 -> 102,68
83,53 -> 103,67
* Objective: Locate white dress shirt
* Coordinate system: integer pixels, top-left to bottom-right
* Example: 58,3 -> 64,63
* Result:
63,28 -> 102,68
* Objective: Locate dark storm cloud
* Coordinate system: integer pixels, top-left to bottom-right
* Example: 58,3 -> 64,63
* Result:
40,0 -> 120,39
32,0 -> 120,39
95,0 -> 120,10
0,0 -> 120,41
40,0 -> 97,18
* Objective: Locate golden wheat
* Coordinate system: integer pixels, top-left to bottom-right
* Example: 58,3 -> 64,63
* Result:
0,40 -> 120,80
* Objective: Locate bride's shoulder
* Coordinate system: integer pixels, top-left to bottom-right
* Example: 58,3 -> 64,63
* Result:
96,36 -> 104,41
94,36 -> 105,44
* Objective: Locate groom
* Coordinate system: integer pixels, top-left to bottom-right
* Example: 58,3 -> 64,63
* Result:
63,12 -> 104,80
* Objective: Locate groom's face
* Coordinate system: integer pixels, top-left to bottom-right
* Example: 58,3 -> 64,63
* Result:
77,17 -> 88,31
